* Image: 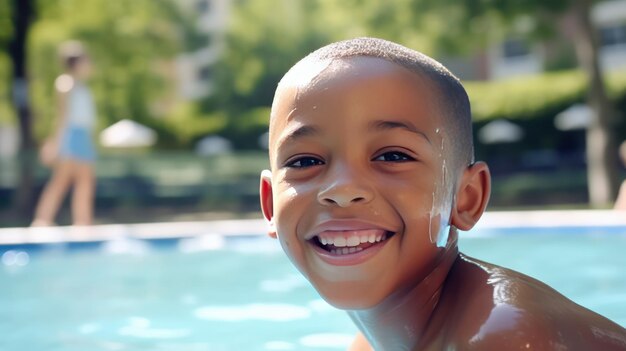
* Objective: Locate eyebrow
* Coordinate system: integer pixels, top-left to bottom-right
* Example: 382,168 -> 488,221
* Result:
277,118 -> 432,147
277,124 -> 320,147
369,119 -> 431,144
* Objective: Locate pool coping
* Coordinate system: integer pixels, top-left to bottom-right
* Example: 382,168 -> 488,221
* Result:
1,209 -> 625,246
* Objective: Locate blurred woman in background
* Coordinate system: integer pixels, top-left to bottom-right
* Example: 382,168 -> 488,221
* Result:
32,41 -> 97,226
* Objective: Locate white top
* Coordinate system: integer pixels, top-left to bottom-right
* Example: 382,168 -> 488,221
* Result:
66,82 -> 96,129
56,75 -> 96,130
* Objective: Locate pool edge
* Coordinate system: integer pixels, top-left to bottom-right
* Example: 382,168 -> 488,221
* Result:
1,210 -> 625,246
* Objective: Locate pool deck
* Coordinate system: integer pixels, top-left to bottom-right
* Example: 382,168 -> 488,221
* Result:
0,210 -> 625,246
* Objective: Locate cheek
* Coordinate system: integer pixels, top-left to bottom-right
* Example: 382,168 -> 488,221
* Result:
383,175 -> 437,216
273,180 -> 318,223
273,181 -> 318,270
384,178 -> 446,277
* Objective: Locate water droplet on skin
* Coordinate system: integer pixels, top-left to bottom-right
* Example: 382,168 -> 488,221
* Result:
429,148 -> 452,247
429,193 -> 436,243
442,160 -> 446,184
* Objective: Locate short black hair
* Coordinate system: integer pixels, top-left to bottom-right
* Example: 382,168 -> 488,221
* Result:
285,37 -> 474,170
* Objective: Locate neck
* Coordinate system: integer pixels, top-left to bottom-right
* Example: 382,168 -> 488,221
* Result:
347,236 -> 459,351
66,72 -> 82,81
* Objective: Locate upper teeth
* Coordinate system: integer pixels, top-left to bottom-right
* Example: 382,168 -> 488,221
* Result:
318,230 -> 387,247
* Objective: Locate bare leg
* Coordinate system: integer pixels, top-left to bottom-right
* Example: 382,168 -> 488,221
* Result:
71,162 -> 95,226
32,160 -> 75,226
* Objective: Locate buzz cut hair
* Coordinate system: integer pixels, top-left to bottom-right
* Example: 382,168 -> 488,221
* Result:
286,37 -> 474,170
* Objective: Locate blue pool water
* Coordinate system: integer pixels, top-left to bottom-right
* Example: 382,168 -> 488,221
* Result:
1,226 -> 625,351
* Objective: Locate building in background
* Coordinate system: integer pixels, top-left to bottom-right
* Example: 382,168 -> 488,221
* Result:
175,0 -> 231,100
446,0 -> 626,81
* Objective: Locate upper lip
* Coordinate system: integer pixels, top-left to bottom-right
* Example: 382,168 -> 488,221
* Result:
305,219 -> 396,240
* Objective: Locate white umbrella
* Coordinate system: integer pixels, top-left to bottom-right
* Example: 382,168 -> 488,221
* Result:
478,119 -> 524,144
100,119 -> 157,148
554,103 -> 594,131
195,135 -> 232,156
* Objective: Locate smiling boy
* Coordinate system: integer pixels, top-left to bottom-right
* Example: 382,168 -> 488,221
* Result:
259,37 -> 626,351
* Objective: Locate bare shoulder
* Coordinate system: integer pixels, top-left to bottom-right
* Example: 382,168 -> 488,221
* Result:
54,74 -> 75,94
442,255 -> 626,351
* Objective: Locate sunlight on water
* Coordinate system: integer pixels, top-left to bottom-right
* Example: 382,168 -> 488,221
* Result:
1,250 -> 29,266
195,303 -> 312,322
259,274 -> 308,292
0,227 -> 624,350
118,324 -> 191,339
299,333 -> 354,348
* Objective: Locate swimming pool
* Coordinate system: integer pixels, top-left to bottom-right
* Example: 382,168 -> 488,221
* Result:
1,216 -> 625,350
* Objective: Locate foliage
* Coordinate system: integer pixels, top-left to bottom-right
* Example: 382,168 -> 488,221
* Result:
204,0 -> 444,149
2,0 -> 623,151
0,53 -> 12,125
467,70 -> 581,122
0,1 -> 13,47
27,0 -> 183,140
0,0 -> 14,124
203,1 -> 332,148
221,107 -> 270,149
209,1 -> 330,114
182,67 -> 626,151
158,102 -> 229,147
467,69 -> 626,174
214,0 -> 448,111
415,0 -> 572,51
466,69 -> 626,121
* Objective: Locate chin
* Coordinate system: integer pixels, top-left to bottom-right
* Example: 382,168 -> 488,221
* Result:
314,282 -> 388,310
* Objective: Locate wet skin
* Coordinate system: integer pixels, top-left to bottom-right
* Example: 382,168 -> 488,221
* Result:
260,57 -> 626,350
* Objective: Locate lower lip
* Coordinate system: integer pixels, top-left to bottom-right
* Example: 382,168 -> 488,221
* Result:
309,236 -> 391,266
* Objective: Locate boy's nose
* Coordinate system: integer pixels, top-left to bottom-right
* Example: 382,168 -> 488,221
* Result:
317,173 -> 374,208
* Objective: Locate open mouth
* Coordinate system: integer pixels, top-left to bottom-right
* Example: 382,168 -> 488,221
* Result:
309,229 -> 396,255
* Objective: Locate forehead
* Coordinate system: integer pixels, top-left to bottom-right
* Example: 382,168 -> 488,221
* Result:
270,57 -> 443,145
275,56 -> 437,105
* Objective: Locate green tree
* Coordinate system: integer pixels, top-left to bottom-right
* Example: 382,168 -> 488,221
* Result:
213,0 -> 445,112
413,0 -> 620,207
29,0 -> 182,136
3,0 -> 187,216
207,0 -> 440,148
0,0 -> 15,125
203,1 -> 327,148
6,0 -> 36,213
213,0 -> 621,206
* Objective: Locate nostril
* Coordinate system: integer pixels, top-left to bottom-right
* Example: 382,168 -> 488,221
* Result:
323,198 -> 337,205
317,186 -> 374,207
320,195 -> 367,207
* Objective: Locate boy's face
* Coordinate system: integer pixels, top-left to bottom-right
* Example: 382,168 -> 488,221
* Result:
261,57 -> 458,309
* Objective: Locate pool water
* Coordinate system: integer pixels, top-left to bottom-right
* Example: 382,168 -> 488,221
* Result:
1,227 -> 625,351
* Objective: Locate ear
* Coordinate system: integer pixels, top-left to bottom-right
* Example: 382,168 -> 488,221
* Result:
260,170 -> 278,239
450,162 -> 491,231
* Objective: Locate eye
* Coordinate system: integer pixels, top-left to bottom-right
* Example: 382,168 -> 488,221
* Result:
285,156 -> 324,168
373,151 -> 415,162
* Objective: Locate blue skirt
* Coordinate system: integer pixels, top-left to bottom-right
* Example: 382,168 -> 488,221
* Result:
59,126 -> 96,163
